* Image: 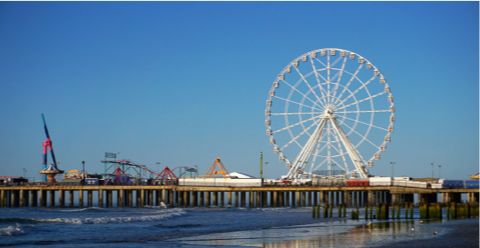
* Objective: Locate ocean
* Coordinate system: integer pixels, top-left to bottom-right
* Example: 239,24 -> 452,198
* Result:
0,205 -> 476,247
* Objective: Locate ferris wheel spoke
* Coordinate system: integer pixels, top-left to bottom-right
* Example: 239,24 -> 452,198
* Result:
313,57 -> 328,69
312,159 -> 329,174
338,75 -> 377,106
335,91 -> 387,111
327,54 -> 331,100
280,119 -> 322,150
310,60 -> 329,106
330,69 -> 342,82
330,55 -> 343,68
335,121 -> 376,150
341,115 -> 388,132
309,139 -> 323,173
271,112 -> 323,116
282,79 -> 324,109
330,118 -> 369,177
330,159 -> 348,174
333,63 -> 364,105
272,115 -> 321,134
330,57 -> 348,105
338,110 -> 391,114
293,67 -> 325,107
332,129 -> 350,173
273,96 -> 323,111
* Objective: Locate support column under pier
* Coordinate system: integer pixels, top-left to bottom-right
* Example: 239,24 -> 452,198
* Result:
107,190 -> 113,208
31,190 -> 38,207
249,192 -> 254,208
49,190 -> 55,207
88,190 -> 93,208
98,189 -> 104,208
69,190 -> 74,207
117,190 -> 123,208
418,193 -> 437,204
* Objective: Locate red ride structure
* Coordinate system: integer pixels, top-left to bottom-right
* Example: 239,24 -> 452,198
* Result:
102,167 -> 134,185
150,167 -> 178,185
38,114 -> 64,183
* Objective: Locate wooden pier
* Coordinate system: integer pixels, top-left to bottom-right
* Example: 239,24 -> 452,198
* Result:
0,185 -> 478,208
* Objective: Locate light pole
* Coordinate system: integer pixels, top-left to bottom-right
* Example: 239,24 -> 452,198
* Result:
331,163 -> 336,177
23,168 -> 27,178
194,165 -> 198,178
156,162 -> 161,175
390,162 -> 395,177
82,161 -> 85,178
265,162 -> 269,180
431,161 -> 434,178
438,165 -> 442,178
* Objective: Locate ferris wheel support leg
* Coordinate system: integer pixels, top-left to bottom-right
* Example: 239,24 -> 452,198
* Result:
330,118 -> 369,178
287,119 -> 328,179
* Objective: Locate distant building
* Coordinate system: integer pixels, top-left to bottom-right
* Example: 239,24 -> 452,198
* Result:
0,176 -> 29,184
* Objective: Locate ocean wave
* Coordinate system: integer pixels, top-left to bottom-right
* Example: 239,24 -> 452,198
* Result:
155,223 -> 202,229
56,208 -> 90,212
37,208 -> 186,225
0,223 -> 26,236
0,218 -> 41,224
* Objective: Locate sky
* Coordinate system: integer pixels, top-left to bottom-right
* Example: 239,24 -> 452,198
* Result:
0,1 -> 478,181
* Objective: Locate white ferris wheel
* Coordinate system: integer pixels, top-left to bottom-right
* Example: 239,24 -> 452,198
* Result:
265,48 -> 395,179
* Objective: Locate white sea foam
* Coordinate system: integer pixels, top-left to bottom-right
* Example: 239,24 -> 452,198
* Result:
38,208 -> 186,225
57,208 -> 89,212
143,202 -> 168,209
0,224 -> 25,236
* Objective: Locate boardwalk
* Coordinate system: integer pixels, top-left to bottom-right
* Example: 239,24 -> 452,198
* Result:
1,185 -> 478,208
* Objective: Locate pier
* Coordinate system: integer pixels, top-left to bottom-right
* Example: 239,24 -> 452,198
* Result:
0,185 -> 478,208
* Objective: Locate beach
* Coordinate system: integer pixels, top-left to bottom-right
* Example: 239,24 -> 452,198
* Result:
0,206 -> 478,247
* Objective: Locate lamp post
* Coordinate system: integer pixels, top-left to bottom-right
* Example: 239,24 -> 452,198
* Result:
23,168 -> 27,178
390,162 -> 395,177
431,161 -> 434,178
194,165 -> 198,178
156,162 -> 161,175
438,165 -> 442,178
82,161 -> 85,178
265,162 -> 269,181
331,163 -> 336,177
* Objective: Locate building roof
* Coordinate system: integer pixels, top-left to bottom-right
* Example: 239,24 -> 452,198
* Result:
229,172 -> 258,179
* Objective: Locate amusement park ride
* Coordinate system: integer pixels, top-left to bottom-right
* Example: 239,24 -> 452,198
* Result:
101,159 -> 199,185
38,114 -> 64,183
203,158 -> 231,178
265,48 -> 395,180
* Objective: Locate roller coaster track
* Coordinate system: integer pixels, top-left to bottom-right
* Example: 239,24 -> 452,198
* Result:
101,160 -> 159,177
101,161 -> 197,178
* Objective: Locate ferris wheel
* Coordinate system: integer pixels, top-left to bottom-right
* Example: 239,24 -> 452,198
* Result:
265,48 -> 395,179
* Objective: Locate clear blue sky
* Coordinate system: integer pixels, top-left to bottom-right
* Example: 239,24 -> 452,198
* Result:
0,1 -> 478,181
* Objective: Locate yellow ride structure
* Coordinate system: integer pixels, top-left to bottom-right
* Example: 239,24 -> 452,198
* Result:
203,158 -> 231,178
470,173 -> 479,180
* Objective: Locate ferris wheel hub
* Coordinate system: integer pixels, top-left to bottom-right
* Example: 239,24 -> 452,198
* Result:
323,109 -> 335,119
